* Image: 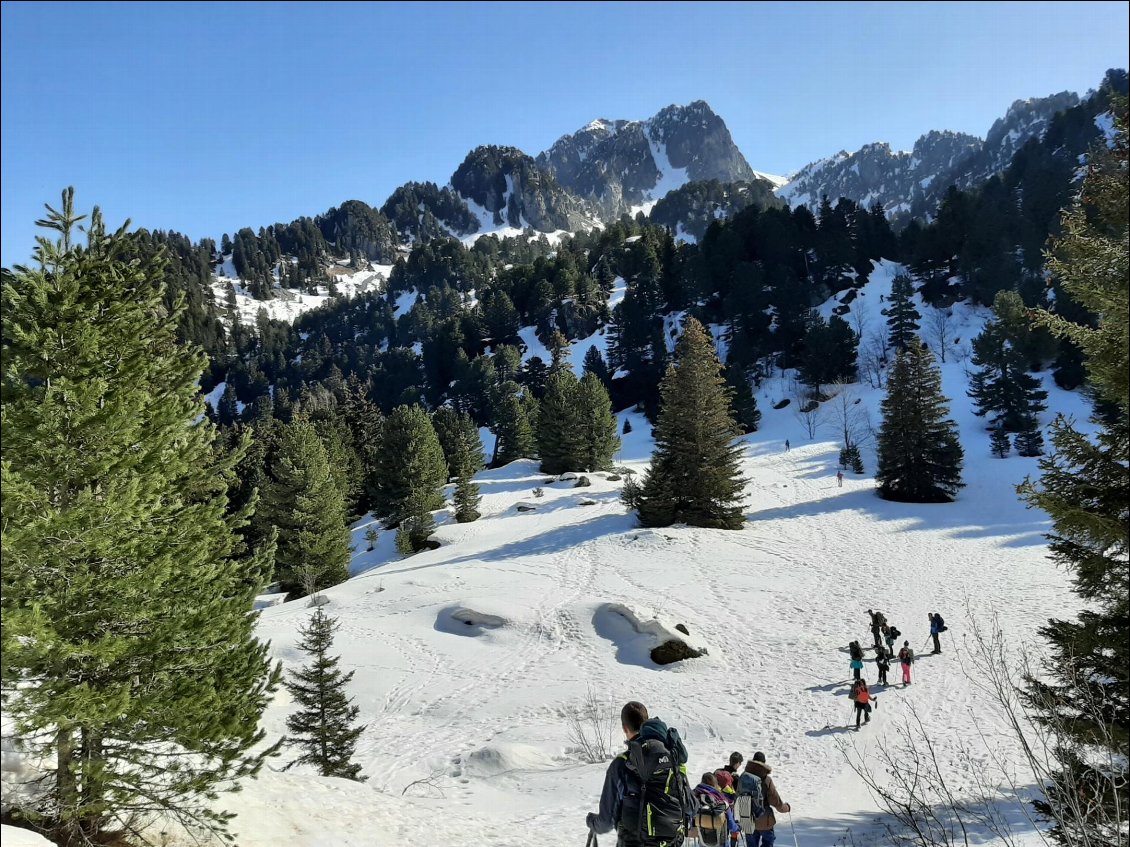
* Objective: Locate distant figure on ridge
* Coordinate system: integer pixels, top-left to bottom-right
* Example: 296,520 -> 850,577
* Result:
850,678 -> 873,729
928,611 -> 947,654
867,609 -> 887,650
836,470 -> 844,487
849,640 -> 864,681
784,439 -> 790,452
898,641 -> 915,686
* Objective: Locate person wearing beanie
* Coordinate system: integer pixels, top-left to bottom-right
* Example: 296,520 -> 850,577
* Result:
744,752 -> 791,845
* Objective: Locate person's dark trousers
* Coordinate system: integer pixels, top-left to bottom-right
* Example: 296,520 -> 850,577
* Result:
746,830 -> 776,846
931,633 -> 941,653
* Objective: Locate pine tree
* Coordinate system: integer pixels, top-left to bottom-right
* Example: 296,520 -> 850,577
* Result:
636,318 -> 746,529
875,341 -> 964,502
493,392 -> 537,466
217,381 -> 241,426
0,190 -> 280,845
284,608 -> 366,781
575,372 -> 620,471
453,470 -> 482,523
449,413 -> 483,523
1014,425 -> 1045,457
968,291 -> 1048,433
262,419 -> 353,596
374,405 -> 447,526
340,374 -> 383,513
582,344 -> 610,385
990,425 -> 1012,458
1019,99 -> 1128,844
537,368 -> 583,473
725,363 -> 762,434
395,493 -> 438,554
886,273 -> 922,351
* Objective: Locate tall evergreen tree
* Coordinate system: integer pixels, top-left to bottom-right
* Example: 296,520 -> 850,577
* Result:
875,341 -> 964,502
968,290 -> 1049,433
636,318 -> 746,529
1019,99 -> 1129,845
886,272 -> 922,351
284,608 -> 366,781
340,374 -> 384,513
262,419 -> 352,596
374,405 -> 447,526
725,363 -> 762,434
0,191 -> 280,845
537,368 -> 583,473
582,344 -> 611,385
575,372 -> 620,471
492,392 -> 537,466
990,425 -> 1012,458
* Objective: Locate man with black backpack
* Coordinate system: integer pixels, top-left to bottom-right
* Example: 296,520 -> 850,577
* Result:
928,612 -> 947,654
587,701 -> 693,846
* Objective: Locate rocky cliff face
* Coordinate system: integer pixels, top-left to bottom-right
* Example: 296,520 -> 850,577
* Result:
449,145 -> 595,232
779,91 -> 1081,220
536,100 -> 756,218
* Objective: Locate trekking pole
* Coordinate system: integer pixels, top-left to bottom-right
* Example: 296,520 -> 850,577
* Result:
586,827 -> 598,847
788,808 -> 800,847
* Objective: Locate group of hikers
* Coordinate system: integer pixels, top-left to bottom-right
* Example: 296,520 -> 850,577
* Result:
586,701 -> 791,847
846,609 -> 947,730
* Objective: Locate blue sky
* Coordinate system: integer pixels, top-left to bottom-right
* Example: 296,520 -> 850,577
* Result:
2,1 -> 1127,265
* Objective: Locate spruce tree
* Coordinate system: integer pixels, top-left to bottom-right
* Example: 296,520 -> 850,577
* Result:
453,470 -> 482,523
284,608 -> 366,781
582,344 -> 611,385
968,291 -> 1048,433
217,381 -> 241,426
990,425 -> 1012,458
449,413 -> 483,523
1019,99 -> 1128,844
537,368 -> 583,473
875,342 -> 964,502
0,190 -> 280,845
395,493 -> 438,554
493,392 -> 537,466
1014,425 -> 1045,458
374,405 -> 447,526
340,374 -> 383,513
886,272 -> 922,351
725,363 -> 762,434
636,318 -> 746,529
262,419 -> 353,596
575,372 -> 620,472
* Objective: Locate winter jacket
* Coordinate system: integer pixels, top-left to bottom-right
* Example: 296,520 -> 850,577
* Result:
746,761 -> 789,832
693,784 -> 740,834
898,647 -> 915,665
849,659 -> 864,671
590,718 -> 691,836
848,642 -> 863,661
853,685 -> 871,706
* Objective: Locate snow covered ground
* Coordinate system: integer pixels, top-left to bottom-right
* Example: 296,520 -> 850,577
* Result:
4,262 -> 1084,846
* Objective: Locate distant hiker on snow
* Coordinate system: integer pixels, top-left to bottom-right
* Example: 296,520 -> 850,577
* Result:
867,609 -> 886,650
849,640 -> 864,681
692,772 -> 740,845
883,623 -> 900,656
586,701 -> 693,846
784,439 -> 790,452
928,612 -> 947,654
850,679 -> 873,729
836,470 -> 844,487
742,752 -> 791,847
875,648 -> 890,686
898,641 -> 915,685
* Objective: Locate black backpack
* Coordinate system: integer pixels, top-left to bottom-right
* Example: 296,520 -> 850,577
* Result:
936,615 -> 947,632
621,737 -> 691,846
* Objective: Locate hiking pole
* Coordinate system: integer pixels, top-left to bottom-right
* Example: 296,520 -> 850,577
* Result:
586,827 -> 597,847
788,808 -> 800,847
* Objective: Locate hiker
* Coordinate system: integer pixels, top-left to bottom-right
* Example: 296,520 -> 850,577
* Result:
784,439 -> 790,452
848,640 -> 864,681
586,701 -> 693,846
867,610 -> 886,650
875,648 -> 890,686
714,768 -> 737,802
693,772 -> 740,845
884,623 -> 900,656
836,470 -> 844,487
742,752 -> 791,846
928,612 -> 947,654
898,641 -> 915,685
851,679 -> 873,729
722,751 -> 744,783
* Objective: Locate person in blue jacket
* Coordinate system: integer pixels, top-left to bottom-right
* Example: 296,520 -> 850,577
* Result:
586,701 -> 693,846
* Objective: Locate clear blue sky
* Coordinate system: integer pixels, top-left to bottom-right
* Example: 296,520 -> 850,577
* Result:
2,1 -> 1127,265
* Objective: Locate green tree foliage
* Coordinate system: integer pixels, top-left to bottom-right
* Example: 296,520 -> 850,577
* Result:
537,368 -> 583,473
725,363 -> 761,434
582,344 -> 611,385
636,318 -> 746,529
886,273 -> 922,351
492,392 -> 538,466
990,425 -> 1012,458
875,342 -> 964,502
799,314 -> 858,395
0,190 -> 280,845
340,375 -> 384,513
575,373 -> 621,472
262,419 -> 352,596
395,494 -> 438,554
1019,97 -> 1129,844
284,608 -> 366,781
433,406 -> 484,479
375,405 -> 448,526
968,290 -> 1049,433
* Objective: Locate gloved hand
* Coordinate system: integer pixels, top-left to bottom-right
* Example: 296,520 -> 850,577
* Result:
782,802 -> 792,813
586,812 -> 598,830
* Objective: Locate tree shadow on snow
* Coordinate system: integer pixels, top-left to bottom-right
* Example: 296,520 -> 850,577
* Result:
744,487 -> 1047,548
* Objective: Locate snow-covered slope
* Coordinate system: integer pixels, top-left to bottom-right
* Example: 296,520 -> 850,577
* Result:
201,263 -> 1082,846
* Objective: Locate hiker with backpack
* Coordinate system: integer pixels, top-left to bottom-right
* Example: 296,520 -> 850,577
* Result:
849,640 -> 864,681
898,641 -> 915,685
875,647 -> 890,686
928,612 -> 947,654
868,610 -> 886,650
692,772 -> 741,846
722,752 -> 744,783
738,752 -> 791,846
586,701 -> 693,847
850,679 -> 873,730
884,623 -> 900,657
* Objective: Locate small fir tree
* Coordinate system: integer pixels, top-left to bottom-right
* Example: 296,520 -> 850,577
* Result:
886,273 -> 922,351
374,405 -> 447,526
582,344 -> 611,385
968,291 -> 1049,433
284,608 -> 366,781
875,341 -> 964,502
990,425 -> 1012,458
636,318 -> 746,529
453,471 -> 482,523
725,362 -> 762,433
395,494 -> 437,554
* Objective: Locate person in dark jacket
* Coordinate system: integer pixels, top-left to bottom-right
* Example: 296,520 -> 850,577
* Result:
867,609 -> 885,650
744,753 -> 791,846
586,701 -> 691,846
848,640 -> 864,680
875,648 -> 890,686
928,612 -> 945,654
722,751 -> 744,782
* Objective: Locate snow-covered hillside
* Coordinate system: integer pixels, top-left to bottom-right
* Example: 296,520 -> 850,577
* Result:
195,262 -> 1083,846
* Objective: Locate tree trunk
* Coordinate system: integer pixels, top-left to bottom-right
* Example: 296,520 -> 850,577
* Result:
55,727 -> 80,847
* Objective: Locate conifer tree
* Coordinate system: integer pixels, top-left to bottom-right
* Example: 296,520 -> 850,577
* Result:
990,425 -> 1012,458
374,405 -> 447,526
875,341 -> 964,502
968,291 -> 1048,433
636,318 -> 746,529
1014,425 -> 1045,458
1019,99 -> 1128,844
453,470 -> 482,523
582,344 -> 611,385
725,363 -> 762,434
340,374 -> 383,513
547,328 -> 570,372
262,419 -> 352,596
537,368 -> 583,473
886,273 -> 922,351
284,608 -> 366,781
217,381 -> 241,426
448,412 -> 483,523
1,190 -> 280,845
493,392 -> 537,466
575,372 -> 620,471
395,493 -> 438,554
